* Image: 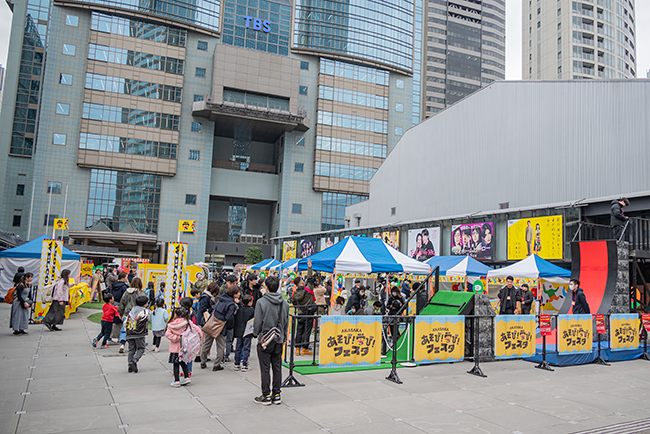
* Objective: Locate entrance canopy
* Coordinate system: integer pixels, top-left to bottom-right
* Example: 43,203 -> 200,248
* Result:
250,258 -> 282,270
425,256 -> 492,277
296,236 -> 432,275
487,254 -> 571,279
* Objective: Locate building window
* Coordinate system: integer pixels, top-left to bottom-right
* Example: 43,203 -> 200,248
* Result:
193,94 -> 204,102
321,192 -> 367,231
395,103 -> 404,112
59,73 -> 73,85
294,162 -> 304,172
292,204 -> 302,214
62,44 -> 76,56
79,133 -> 177,159
558,22 -> 561,30
391,207 -> 396,216
300,61 -> 309,70
65,15 -> 79,26
276,203 -> 280,214
537,21 -> 541,28
557,7 -> 561,16
197,40 -> 208,51
396,79 -> 404,89
56,103 -> 69,115
53,133 -> 66,146
296,137 -> 305,146
191,122 -> 202,132
16,184 -> 25,196
299,86 -> 308,95
12,216 -> 21,227
85,73 -> 182,102
189,150 -> 200,160
185,194 -> 197,205
195,67 -> 206,78
558,66 -> 562,73
395,126 -> 403,135
47,182 -> 62,194
44,214 -> 58,226
223,88 -> 290,111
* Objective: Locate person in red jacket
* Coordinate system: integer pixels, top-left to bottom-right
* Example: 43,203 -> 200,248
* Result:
93,293 -> 120,348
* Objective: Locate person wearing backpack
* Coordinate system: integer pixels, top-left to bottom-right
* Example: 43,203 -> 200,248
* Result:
10,273 -> 33,335
166,306 -> 203,387
43,269 -> 71,331
118,277 -> 146,354
151,298 -> 168,353
125,295 -> 150,373
253,275 -> 289,406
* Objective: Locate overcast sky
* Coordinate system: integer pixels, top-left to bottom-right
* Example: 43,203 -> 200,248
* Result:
0,1 -> 648,81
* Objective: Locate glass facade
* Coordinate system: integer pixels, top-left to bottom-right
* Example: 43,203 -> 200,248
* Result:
86,169 -> 161,235
295,0 -> 415,72
318,111 -> 387,134
314,162 -> 377,181
79,133 -> 178,159
319,85 -> 388,110
321,192 -> 366,231
320,58 -> 389,86
222,0 -> 292,55
82,103 -> 180,130
85,73 -> 182,102
223,88 -> 290,111
316,136 -> 386,158
88,44 -> 185,75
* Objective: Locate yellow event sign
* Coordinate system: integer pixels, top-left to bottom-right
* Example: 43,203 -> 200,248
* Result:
495,315 -> 536,359
165,242 -> 187,313
319,316 -> 381,368
558,314 -> 593,354
178,220 -> 196,232
414,316 -> 465,363
610,314 -> 639,351
53,218 -> 69,230
507,215 -> 563,260
80,262 -> 93,282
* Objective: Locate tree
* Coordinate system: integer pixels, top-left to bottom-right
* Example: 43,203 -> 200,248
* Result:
244,247 -> 264,265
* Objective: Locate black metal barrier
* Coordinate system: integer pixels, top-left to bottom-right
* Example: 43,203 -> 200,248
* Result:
281,313 -> 650,388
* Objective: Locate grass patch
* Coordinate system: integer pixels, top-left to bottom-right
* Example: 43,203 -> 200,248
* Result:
87,312 -> 102,324
80,301 -> 103,309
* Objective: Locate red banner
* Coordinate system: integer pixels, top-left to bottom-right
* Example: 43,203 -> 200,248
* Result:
642,313 -> 650,332
539,315 -> 552,336
594,314 -> 606,334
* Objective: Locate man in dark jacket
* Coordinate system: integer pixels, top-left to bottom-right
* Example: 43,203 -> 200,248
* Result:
217,274 -> 239,360
345,286 -> 367,314
253,275 -> 289,406
497,276 -> 521,315
569,278 -> 590,314
240,273 -> 262,307
520,284 -> 534,314
208,286 -> 239,371
197,282 -> 219,327
233,294 -> 255,371
610,198 -> 630,240
110,272 -> 129,303
292,261 -> 315,355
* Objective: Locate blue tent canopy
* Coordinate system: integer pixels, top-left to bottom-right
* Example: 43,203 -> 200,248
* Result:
269,258 -> 300,271
487,254 -> 571,279
250,258 -> 282,270
0,235 -> 81,260
425,255 -> 492,276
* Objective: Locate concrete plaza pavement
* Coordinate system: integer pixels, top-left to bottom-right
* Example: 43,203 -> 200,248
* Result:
2,303 -> 650,434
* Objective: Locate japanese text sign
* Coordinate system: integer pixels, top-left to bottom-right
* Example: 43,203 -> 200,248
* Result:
319,316 -> 381,368
610,313 -> 639,351
558,314 -> 592,354
495,315 -> 536,359
539,315 -> 552,336
414,316 -> 465,363
165,242 -> 187,314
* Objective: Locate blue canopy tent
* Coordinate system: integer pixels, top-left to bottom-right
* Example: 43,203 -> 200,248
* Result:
268,258 -> 300,271
425,256 -> 492,276
487,254 -> 570,279
250,258 -> 282,270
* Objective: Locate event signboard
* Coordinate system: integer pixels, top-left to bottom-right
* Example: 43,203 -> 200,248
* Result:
507,215 -> 563,260
319,316 -> 382,368
495,315 -> 536,359
283,241 -> 297,261
80,261 -> 93,283
539,315 -> 552,336
558,314 -> 592,354
594,314 -> 606,334
642,314 -> 650,332
451,222 -> 494,260
35,238 -> 63,322
299,239 -> 316,258
610,313 -> 640,351
320,236 -> 338,251
165,242 -> 187,312
414,316 -> 465,363
407,227 -> 440,261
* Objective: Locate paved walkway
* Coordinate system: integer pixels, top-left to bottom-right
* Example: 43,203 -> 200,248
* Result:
2,303 -> 650,434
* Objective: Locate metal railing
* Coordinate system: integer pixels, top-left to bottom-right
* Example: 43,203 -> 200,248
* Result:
572,218 -> 650,251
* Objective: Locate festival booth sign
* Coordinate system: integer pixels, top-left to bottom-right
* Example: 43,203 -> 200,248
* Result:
319,315 -> 382,368
165,242 -> 187,313
495,315 -> 537,359
610,313 -> 640,351
414,316 -> 465,364
137,263 -> 167,290
425,256 -> 492,295
558,314 -> 593,354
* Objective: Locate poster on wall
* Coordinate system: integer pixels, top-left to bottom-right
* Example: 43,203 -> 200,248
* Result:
507,215 -> 563,260
320,236 -> 339,251
299,239 -> 316,258
373,233 -> 381,239
451,222 -> 494,260
381,230 -> 399,250
283,241 -> 297,261
407,228 -> 440,261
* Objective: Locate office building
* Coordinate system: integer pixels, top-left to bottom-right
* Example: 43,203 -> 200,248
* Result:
523,0 -> 637,79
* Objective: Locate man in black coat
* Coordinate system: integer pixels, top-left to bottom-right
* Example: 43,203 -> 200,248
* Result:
610,198 -> 630,240
520,283 -> 534,314
569,278 -> 590,314
497,276 -> 521,315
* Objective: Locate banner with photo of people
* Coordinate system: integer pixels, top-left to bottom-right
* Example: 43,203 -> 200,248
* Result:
407,227 -> 440,261
282,241 -> 297,261
299,239 -> 316,258
450,222 -> 494,260
320,236 -> 339,251
507,215 -> 563,260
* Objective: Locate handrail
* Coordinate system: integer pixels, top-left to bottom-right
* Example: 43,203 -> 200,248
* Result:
395,266 -> 439,316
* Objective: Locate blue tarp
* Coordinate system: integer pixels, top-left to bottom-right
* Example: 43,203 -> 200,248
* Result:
0,235 -> 80,260
425,255 -> 492,276
525,342 -> 644,366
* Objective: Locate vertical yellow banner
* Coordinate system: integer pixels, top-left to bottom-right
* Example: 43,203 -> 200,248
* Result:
35,239 -> 62,322
558,314 -> 593,354
495,315 -> 537,359
610,314 -> 639,350
414,316 -> 465,363
166,242 -> 187,313
319,316 -> 381,368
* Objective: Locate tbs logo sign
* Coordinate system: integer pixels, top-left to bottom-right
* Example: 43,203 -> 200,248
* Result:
244,15 -> 271,33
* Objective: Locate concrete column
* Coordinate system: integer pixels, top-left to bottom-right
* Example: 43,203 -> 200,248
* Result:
136,242 -> 143,257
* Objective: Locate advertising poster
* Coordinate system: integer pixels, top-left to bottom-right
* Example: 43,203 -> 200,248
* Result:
373,233 -> 381,239
610,313 -> 640,351
282,241 -> 297,261
166,242 -> 187,313
558,314 -> 593,354
495,315 -> 536,359
320,236 -> 338,251
381,230 -> 399,250
299,238 -> 316,258
507,215 -> 563,260
642,313 -> 650,332
407,227 -> 440,261
319,316 -> 382,368
414,316 -> 465,363
594,314 -> 607,334
451,222 -> 494,259
539,315 -> 552,336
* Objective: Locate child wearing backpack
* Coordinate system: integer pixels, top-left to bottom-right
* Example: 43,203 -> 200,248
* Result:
233,294 -> 255,371
151,298 -> 168,353
165,306 -> 203,387
93,293 -> 120,348
125,295 -> 151,373
179,297 -> 196,376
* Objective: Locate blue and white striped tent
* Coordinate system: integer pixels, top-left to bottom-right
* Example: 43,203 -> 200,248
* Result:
296,236 -> 432,275
268,258 -> 300,271
250,258 -> 282,270
425,256 -> 492,277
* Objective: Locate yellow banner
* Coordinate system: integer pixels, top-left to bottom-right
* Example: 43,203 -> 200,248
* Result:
36,282 -> 90,322
610,314 -> 639,350
507,215 -> 563,260
178,220 -> 196,232
558,314 -> 593,354
495,315 -> 536,359
166,242 -> 187,313
80,262 -> 93,282
53,218 -> 69,230
414,316 -> 465,363
319,316 -> 381,368
283,241 -> 296,261
39,238 -> 61,288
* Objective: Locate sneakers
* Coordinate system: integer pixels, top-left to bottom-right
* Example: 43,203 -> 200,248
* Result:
254,394 -> 272,406
302,349 -> 313,356
128,363 -> 135,373
241,365 -> 250,372
44,323 -> 52,331
212,365 -> 224,371
153,347 -> 159,353
271,394 -> 282,405
119,345 -> 125,353
180,378 -> 191,386
132,362 -> 138,373
233,364 -> 240,371
200,363 -> 207,369
51,326 -> 61,331
101,344 -> 109,349
170,381 -> 181,388
92,338 -> 98,348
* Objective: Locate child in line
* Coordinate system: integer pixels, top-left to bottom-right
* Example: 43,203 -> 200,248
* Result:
233,294 -> 255,372
125,295 -> 151,373
179,297 -> 195,376
331,296 -> 346,315
93,293 -> 120,348
165,306 -> 202,387
151,298 -> 168,353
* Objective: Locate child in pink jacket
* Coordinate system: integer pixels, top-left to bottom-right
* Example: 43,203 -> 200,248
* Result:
165,306 -> 203,387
